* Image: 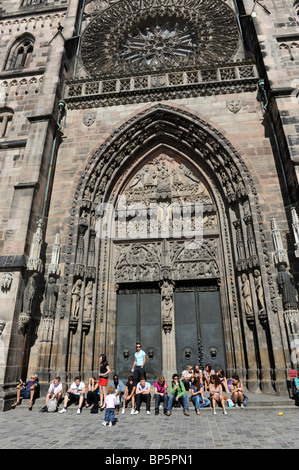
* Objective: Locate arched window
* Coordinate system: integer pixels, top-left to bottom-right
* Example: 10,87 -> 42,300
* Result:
5,36 -> 34,71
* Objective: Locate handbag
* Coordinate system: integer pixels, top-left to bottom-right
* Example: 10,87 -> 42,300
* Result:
47,398 -> 58,412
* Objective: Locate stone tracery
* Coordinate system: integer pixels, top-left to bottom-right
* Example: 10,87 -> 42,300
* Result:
80,0 -> 241,77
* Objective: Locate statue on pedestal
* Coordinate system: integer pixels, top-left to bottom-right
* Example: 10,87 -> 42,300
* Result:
277,263 -> 298,311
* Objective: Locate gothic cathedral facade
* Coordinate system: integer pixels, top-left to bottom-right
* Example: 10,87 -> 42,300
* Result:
1,0 -> 299,409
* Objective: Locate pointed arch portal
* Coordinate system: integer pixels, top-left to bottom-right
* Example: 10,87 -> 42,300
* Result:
58,104 -> 285,394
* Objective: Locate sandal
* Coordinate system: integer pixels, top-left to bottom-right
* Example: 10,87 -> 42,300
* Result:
11,402 -> 19,409
28,403 -> 33,411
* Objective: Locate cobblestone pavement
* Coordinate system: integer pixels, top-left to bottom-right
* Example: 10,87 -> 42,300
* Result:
1,400 -> 299,452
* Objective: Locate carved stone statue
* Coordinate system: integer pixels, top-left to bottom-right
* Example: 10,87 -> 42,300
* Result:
253,269 -> 265,312
22,272 -> 38,315
241,273 -> 253,318
43,276 -> 59,319
0,272 -> 13,291
27,219 -> 43,273
19,272 -> 38,332
71,279 -> 82,317
161,279 -> 174,320
83,281 -> 93,319
277,264 -> 298,310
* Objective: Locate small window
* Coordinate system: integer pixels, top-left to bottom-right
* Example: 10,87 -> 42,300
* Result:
0,108 -> 14,138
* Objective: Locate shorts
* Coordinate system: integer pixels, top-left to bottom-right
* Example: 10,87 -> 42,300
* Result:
99,377 -> 108,386
20,389 -> 31,399
66,392 -> 85,406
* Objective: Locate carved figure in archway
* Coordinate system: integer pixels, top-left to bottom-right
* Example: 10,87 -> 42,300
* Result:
241,273 -> 253,317
253,269 -> 265,312
84,281 -> 93,319
71,279 -> 82,317
22,272 -> 38,315
161,279 -> 174,320
277,263 -> 298,310
43,276 -> 58,319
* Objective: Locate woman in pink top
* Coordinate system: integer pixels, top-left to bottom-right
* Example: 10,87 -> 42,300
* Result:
154,375 -> 168,415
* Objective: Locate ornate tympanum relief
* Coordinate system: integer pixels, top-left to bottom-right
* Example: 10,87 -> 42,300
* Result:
114,154 -> 220,283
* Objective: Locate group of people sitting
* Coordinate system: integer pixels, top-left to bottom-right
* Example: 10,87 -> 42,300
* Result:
10,362 -> 246,423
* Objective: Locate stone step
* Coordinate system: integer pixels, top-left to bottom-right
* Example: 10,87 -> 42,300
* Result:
8,392 -> 297,412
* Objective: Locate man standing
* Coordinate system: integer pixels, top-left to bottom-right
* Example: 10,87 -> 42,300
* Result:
132,342 -> 147,385
134,377 -> 151,415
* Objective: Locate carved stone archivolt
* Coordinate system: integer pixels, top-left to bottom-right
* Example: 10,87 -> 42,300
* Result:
60,104 -> 277,335
81,0 -> 240,78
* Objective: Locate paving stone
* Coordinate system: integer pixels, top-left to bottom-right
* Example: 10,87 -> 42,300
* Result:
1,399 -> 299,451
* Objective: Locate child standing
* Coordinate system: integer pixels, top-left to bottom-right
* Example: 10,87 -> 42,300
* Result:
102,385 -> 116,427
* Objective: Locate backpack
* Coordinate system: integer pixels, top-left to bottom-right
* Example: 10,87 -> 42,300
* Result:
47,398 -> 58,412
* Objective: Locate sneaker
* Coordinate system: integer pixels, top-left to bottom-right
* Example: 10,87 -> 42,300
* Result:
121,409 -> 125,414
166,411 -> 171,416
146,411 -> 151,415
213,410 -> 217,415
234,403 -> 239,408
223,410 -> 227,415
130,409 -> 135,415
77,408 -> 81,414
59,408 -> 67,413
155,409 -> 159,415
102,421 -> 107,426
109,422 -> 112,427
240,404 -> 244,408
134,410 -> 139,414
183,410 -> 190,416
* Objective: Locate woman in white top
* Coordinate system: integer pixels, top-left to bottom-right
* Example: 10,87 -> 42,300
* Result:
181,365 -> 193,391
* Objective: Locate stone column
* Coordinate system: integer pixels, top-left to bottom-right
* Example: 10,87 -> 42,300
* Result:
160,279 -> 176,381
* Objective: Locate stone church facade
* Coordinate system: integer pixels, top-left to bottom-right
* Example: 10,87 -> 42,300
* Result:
1,0 -> 299,409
